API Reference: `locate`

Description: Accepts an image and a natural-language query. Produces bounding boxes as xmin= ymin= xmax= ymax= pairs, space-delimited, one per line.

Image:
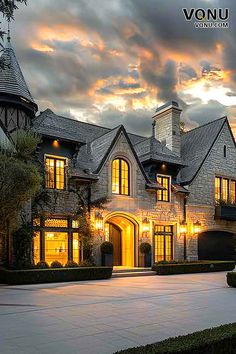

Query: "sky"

xmin=2 ymin=0 xmax=236 ymax=137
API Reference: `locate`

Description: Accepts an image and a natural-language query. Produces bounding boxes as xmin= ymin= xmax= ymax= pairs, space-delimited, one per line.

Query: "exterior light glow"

xmin=142 ymin=217 xmax=150 ymax=233
xmin=180 ymin=221 xmax=187 ymax=234
xmin=95 ymin=212 xmax=103 ymax=231
xmin=52 ymin=139 xmax=60 ymax=148
xmin=193 ymin=221 xmax=201 ymax=234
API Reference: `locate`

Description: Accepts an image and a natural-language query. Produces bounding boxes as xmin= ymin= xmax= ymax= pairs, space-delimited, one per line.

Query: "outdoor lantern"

xmin=52 ymin=139 xmax=60 ymax=148
xmin=193 ymin=221 xmax=201 ymax=234
xmin=142 ymin=217 xmax=150 ymax=233
xmin=95 ymin=212 xmax=103 ymax=231
xmin=180 ymin=221 xmax=187 ymax=234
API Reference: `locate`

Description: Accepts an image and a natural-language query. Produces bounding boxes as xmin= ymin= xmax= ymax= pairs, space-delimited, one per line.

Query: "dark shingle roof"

xmin=179 ymin=117 xmax=227 ymax=184
xmin=0 ymin=41 xmax=35 ymax=105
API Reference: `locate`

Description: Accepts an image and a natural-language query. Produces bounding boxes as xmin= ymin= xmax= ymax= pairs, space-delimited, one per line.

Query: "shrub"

xmin=152 ymin=261 xmax=235 ymax=275
xmin=114 ymin=323 xmax=236 ymax=354
xmin=0 ymin=267 xmax=112 ymax=285
xmin=139 ymin=242 xmax=151 ymax=254
xmin=65 ymin=261 xmax=79 ymax=268
xmin=101 ymin=241 xmax=113 ymax=254
xmin=227 ymin=272 xmax=236 ymax=287
xmin=50 ymin=261 xmax=63 ymax=268
xmin=36 ymin=261 xmax=49 ymax=269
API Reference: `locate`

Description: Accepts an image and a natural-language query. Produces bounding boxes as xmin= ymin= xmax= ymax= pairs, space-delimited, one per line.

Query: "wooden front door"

xmin=109 ymin=223 xmax=122 ymax=266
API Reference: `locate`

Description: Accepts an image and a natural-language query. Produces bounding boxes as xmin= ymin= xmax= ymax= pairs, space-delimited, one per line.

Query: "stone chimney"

xmin=153 ymin=101 xmax=182 ymax=156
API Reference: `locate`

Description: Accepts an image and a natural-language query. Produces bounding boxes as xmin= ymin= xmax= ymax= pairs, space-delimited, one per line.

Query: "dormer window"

xmin=112 ymin=158 xmax=130 ymax=196
xmin=157 ymin=175 xmax=171 ymax=202
xmin=45 ymin=155 xmax=67 ymax=190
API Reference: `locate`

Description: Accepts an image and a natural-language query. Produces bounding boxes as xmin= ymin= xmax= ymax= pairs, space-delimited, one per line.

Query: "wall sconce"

xmin=142 ymin=217 xmax=150 ymax=233
xmin=52 ymin=139 xmax=60 ymax=148
xmin=180 ymin=221 xmax=187 ymax=234
xmin=95 ymin=212 xmax=103 ymax=231
xmin=193 ymin=221 xmax=201 ymax=234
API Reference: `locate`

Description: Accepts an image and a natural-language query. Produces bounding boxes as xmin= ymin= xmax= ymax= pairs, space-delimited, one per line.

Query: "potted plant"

xmin=140 ymin=242 xmax=152 ymax=267
xmin=101 ymin=241 xmax=113 ymax=266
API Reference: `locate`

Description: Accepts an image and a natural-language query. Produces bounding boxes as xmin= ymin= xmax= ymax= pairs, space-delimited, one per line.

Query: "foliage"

xmin=36 ymin=261 xmax=49 ymax=269
xmin=227 ymin=272 xmax=236 ymax=287
xmin=101 ymin=241 xmax=113 ymax=254
xmin=115 ymin=323 xmax=236 ymax=354
xmin=65 ymin=261 xmax=79 ymax=268
xmin=0 ymin=129 xmax=41 ymax=235
xmin=12 ymin=222 xmax=34 ymax=269
xmin=152 ymin=261 xmax=235 ymax=275
xmin=0 ymin=266 xmax=112 ymax=285
xmin=50 ymin=260 xmax=63 ymax=268
xmin=78 ymin=260 xmax=96 ymax=267
xmin=139 ymin=242 xmax=151 ymax=254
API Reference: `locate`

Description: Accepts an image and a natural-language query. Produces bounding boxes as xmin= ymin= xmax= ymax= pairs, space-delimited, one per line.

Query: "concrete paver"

xmin=0 ymin=271 xmax=235 ymax=353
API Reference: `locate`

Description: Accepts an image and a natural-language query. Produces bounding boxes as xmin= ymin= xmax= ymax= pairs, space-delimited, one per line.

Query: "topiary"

xmin=36 ymin=261 xmax=49 ymax=269
xmin=50 ymin=260 xmax=63 ymax=268
xmin=139 ymin=242 xmax=151 ymax=254
xmin=65 ymin=261 xmax=79 ymax=268
xmin=100 ymin=241 xmax=113 ymax=254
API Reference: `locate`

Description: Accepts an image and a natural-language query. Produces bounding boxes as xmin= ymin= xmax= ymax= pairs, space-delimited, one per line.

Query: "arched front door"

xmin=109 ymin=223 xmax=122 ymax=266
xmin=198 ymin=231 xmax=235 ymax=260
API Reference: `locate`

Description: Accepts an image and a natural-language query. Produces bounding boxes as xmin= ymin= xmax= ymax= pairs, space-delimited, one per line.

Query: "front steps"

xmin=112 ymin=267 xmax=156 ymax=278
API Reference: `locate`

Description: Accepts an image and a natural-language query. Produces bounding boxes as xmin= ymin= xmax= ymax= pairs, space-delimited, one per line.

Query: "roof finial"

xmin=7 ymin=21 xmax=11 ymax=43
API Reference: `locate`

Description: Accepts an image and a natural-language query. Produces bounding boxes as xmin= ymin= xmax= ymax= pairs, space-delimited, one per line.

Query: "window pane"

xmin=112 ymin=159 xmax=120 ymax=194
xmin=222 ymin=178 xmax=229 ymax=203
xmin=155 ymin=235 xmax=165 ymax=262
xmin=72 ymin=220 xmax=79 ymax=228
xmin=73 ymin=233 xmax=81 ymax=264
xmin=121 ymin=159 xmax=129 ymax=195
xmin=45 ymin=232 xmax=68 ymax=266
xmin=45 ymin=158 xmax=55 ymax=188
xmin=165 ymin=235 xmax=172 ymax=261
xmin=230 ymin=180 xmax=236 ymax=204
xmin=215 ymin=177 xmax=221 ymax=204
xmin=45 ymin=218 xmax=68 ymax=228
xmin=56 ymin=159 xmax=65 ymax=190
xmin=33 ymin=231 xmax=40 ymax=265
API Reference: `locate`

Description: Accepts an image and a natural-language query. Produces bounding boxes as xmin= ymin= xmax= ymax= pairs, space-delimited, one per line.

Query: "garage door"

xmin=198 ymin=231 xmax=236 ymax=260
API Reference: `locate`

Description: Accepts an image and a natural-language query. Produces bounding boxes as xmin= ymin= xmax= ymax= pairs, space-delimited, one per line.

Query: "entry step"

xmin=112 ymin=270 xmax=156 ymax=278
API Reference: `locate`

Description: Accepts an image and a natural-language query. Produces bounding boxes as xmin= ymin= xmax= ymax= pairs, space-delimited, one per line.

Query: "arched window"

xmin=112 ymin=158 xmax=130 ymax=195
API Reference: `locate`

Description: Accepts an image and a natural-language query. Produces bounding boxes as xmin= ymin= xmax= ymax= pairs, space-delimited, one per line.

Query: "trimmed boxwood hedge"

xmin=0 ymin=267 xmax=112 ymax=285
xmin=152 ymin=261 xmax=235 ymax=275
xmin=115 ymin=323 xmax=236 ymax=354
xmin=227 ymin=272 xmax=236 ymax=287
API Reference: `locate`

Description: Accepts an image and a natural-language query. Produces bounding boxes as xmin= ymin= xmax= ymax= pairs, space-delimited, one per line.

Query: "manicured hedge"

xmin=227 ymin=272 xmax=236 ymax=287
xmin=152 ymin=261 xmax=235 ymax=275
xmin=0 ymin=267 xmax=112 ymax=285
xmin=115 ymin=323 xmax=236 ymax=354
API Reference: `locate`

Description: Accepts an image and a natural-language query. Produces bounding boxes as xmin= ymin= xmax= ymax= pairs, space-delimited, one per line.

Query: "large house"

xmin=0 ymin=37 xmax=236 ymax=267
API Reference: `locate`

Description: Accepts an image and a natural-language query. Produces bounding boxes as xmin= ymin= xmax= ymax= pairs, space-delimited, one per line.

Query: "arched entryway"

xmin=105 ymin=214 xmax=137 ymax=267
xmin=198 ymin=230 xmax=236 ymax=260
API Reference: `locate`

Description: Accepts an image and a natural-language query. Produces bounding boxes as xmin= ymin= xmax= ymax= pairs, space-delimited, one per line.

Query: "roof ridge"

xmin=184 ymin=116 xmax=227 ymax=135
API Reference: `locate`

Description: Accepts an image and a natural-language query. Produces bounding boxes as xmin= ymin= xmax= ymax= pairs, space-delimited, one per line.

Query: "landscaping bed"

xmin=227 ymin=272 xmax=236 ymax=287
xmin=0 ymin=266 xmax=112 ymax=285
xmin=115 ymin=322 xmax=236 ymax=354
xmin=152 ymin=261 xmax=235 ymax=275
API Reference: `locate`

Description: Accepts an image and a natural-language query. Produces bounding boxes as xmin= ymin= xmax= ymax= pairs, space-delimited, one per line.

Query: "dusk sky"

xmin=3 ymin=0 xmax=236 ymax=137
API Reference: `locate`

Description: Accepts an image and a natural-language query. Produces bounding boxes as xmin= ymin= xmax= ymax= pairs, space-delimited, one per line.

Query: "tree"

xmin=0 ymin=1 xmax=27 ymax=68
xmin=0 ymin=129 xmax=41 ymax=265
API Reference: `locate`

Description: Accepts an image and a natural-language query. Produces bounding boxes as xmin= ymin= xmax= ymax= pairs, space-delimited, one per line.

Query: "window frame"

xmin=45 ymin=155 xmax=67 ymax=190
xmin=154 ymin=225 xmax=173 ymax=262
xmin=112 ymin=158 xmax=130 ymax=196
xmin=156 ymin=174 xmax=171 ymax=202
xmin=215 ymin=176 xmax=236 ymax=205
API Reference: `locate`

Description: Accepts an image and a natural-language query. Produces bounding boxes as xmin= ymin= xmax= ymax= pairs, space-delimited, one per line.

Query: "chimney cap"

xmin=155 ymin=101 xmax=179 ymax=113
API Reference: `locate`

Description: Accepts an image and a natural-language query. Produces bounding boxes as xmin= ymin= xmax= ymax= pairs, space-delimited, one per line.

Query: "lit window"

xmin=112 ymin=158 xmax=130 ymax=195
xmin=45 ymin=156 xmax=67 ymax=190
xmin=157 ymin=175 xmax=170 ymax=202
xmin=33 ymin=231 xmax=40 ymax=265
xmin=215 ymin=177 xmax=236 ymax=205
xmin=45 ymin=232 xmax=68 ymax=266
xmin=154 ymin=225 xmax=173 ymax=262
xmin=44 ymin=218 xmax=68 ymax=228
xmin=72 ymin=233 xmax=81 ymax=263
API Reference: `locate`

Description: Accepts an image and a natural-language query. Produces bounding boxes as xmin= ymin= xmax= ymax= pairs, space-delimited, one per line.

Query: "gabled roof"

xmin=33 ymin=109 xmax=146 ymax=145
xmin=0 ymin=39 xmax=36 ymax=109
xmin=179 ymin=117 xmax=227 ymax=184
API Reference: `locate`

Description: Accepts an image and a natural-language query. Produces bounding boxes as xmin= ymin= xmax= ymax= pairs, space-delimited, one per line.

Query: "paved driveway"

xmin=0 ymin=272 xmax=235 ymax=354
